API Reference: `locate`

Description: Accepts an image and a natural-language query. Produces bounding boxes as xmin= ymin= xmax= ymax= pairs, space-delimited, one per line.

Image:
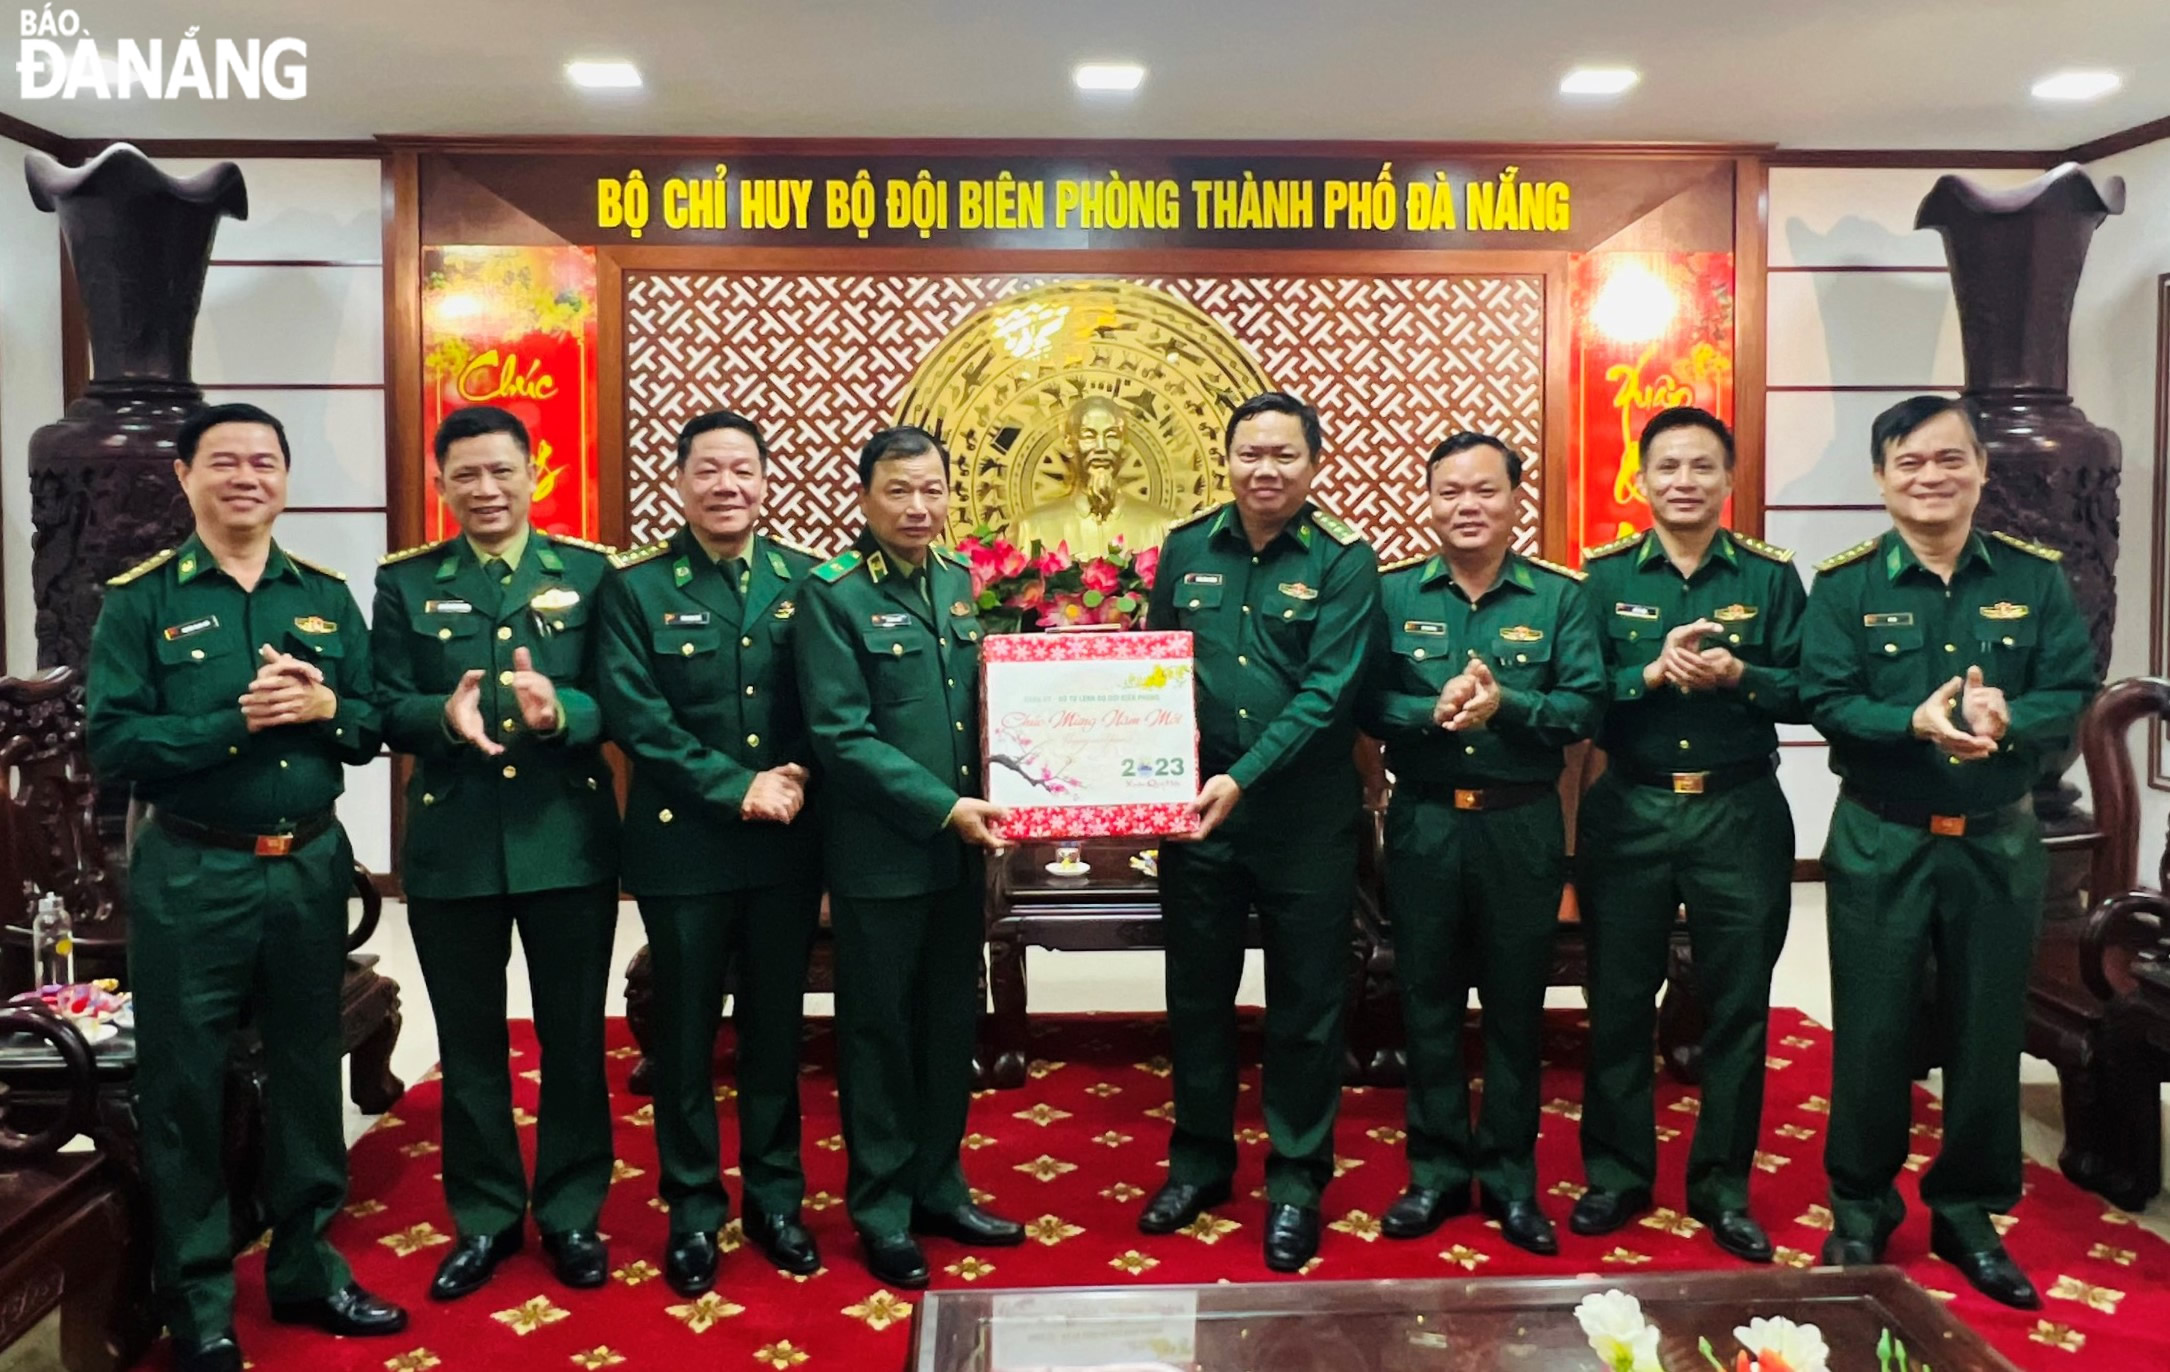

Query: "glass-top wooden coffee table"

xmin=908 ymin=1267 xmax=2016 ymax=1370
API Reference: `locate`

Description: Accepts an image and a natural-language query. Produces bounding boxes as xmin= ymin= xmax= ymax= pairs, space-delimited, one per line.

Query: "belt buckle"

xmin=1929 ymin=814 xmax=1967 ymax=837
xmin=254 ymin=832 xmax=294 ymax=857
xmin=1453 ymin=789 xmax=1482 ymax=811
xmin=1672 ymin=772 xmax=1708 ymax=795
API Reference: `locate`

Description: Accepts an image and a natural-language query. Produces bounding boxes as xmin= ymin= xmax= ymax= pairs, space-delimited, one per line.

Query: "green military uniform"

xmin=87 ymin=535 xmax=378 ymax=1345
xmin=370 ymin=527 xmax=621 ymax=1241
xmin=1575 ymin=528 xmax=1807 ymax=1214
xmin=1146 ymin=502 xmax=1380 ymax=1207
xmin=1359 ymin=549 xmax=1603 ymax=1201
xmin=793 ymin=530 xmax=987 ymax=1236
xmin=1802 ymin=528 xmax=2097 ymax=1251
xmin=596 ymin=527 xmax=823 ymax=1237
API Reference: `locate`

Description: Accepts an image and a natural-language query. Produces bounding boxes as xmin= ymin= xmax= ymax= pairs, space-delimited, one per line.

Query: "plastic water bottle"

xmin=31 ymin=893 xmax=73 ymax=988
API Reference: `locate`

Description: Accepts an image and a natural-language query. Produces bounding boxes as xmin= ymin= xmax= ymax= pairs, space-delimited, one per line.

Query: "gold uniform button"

xmin=744 ymin=685 xmax=756 ymax=697
xmin=959 ymin=765 xmax=970 ymax=777
xmin=497 ymin=626 xmax=512 ymax=641
xmin=968 ymin=630 xmax=981 ymax=641
xmin=437 ymin=628 xmax=452 ymax=641
xmin=335 ymin=728 xmax=344 ymax=738
xmin=278 ymin=759 xmax=289 ymax=769
xmin=499 ymin=670 xmax=514 ymax=685
xmin=587 ymin=777 xmax=598 ymax=790
xmin=501 ymin=718 xmax=516 ymax=734
xmin=1747 ymin=691 xmax=1758 ymax=702
xmin=746 ymin=733 xmax=761 ymax=748
xmin=1728 ymin=633 xmax=1740 ymax=644
xmin=1188 ymin=598 xmax=1201 ymax=609
xmin=1243 ymin=605 xmax=1252 ymax=615
xmin=1282 ymin=608 xmax=1295 ymax=619
xmin=227 ymin=746 xmax=239 ymax=756
xmin=891 ymin=643 xmax=904 ymax=657
xmin=1628 ymin=630 xmax=1639 ymax=641
xmin=1516 ymin=653 xmax=1528 ymax=663
xmin=946 ymin=678 xmax=956 ymax=688
xmin=502 ymin=764 xmax=517 ymax=779
xmin=659 ymin=808 xmax=674 ymax=823
xmin=1238 ymin=708 xmax=1250 ymax=719
xmin=1678 ymin=740 xmax=1691 ymax=751
xmin=1945 ymin=643 xmax=1957 ymax=653
xmin=955 ymin=722 xmax=965 ymax=732
xmin=1238 ymin=654 xmax=1250 ymax=666
xmin=680 ymin=642 xmax=695 ymax=657
xmin=422 ymin=792 xmax=435 ymax=805
xmin=2002 ymin=636 xmax=2015 ymax=647
xmin=741 ymin=636 xmax=754 ymax=648
xmin=1464 ymin=745 xmax=1477 ymax=756
xmin=190 ymin=648 xmax=205 ymax=660
xmin=1884 ymin=642 xmax=1898 ymax=654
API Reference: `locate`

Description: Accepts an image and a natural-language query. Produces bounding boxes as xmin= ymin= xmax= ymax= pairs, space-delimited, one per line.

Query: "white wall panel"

xmin=1766 ymin=271 xmax=1964 ymax=389
xmin=193 ymin=265 xmax=383 ymax=386
xmin=276 ymin=512 xmax=388 ymax=618
xmin=162 ymin=157 xmax=382 ymax=263
xmin=1768 ymin=167 xmax=2045 ymax=268
xmin=340 ymin=754 xmax=393 ymax=875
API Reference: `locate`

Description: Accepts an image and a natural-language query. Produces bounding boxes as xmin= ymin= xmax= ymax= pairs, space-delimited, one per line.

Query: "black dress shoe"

xmin=429 ymin=1225 xmax=524 ymax=1301
xmin=173 ymin=1332 xmax=242 ymax=1372
xmin=1931 ymin=1220 xmax=2041 ymax=1309
xmin=1691 ymin=1205 xmax=1774 ymax=1263
xmin=542 ymin=1228 xmax=609 ymax=1289
xmin=1819 ymin=1234 xmax=1880 ymax=1266
xmin=1381 ymin=1185 xmax=1473 ymax=1239
xmin=859 ymin=1230 xmax=930 ymax=1289
xmin=1481 ymin=1191 xmax=1559 ymax=1256
xmin=1263 ymin=1203 xmax=1320 ymax=1272
xmin=1137 ymin=1179 xmax=1232 ymax=1235
xmin=742 ymin=1206 xmax=821 ymax=1275
xmin=269 ymin=1283 xmax=409 ymax=1337
xmin=1569 ymin=1187 xmax=1653 ymax=1237
xmin=664 ymin=1231 xmax=720 ymax=1297
xmin=910 ymin=1202 xmax=1026 ymax=1247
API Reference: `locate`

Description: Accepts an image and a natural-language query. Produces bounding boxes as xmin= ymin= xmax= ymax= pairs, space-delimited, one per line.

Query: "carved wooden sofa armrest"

xmin=0 ymin=1004 xmax=98 ymax=1164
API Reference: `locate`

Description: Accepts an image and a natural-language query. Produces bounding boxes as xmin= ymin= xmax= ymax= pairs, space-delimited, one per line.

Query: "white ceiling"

xmin=5 ymin=0 xmax=2165 ymax=149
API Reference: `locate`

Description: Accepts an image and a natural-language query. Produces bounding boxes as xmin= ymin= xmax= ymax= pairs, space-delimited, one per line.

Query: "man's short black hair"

xmin=1223 ymin=391 xmax=1324 ymax=457
xmin=1639 ymin=405 xmax=1736 ymax=469
xmin=177 ymin=402 xmax=290 ymax=466
xmin=676 ymin=410 xmax=770 ymax=469
xmin=857 ymin=425 xmax=948 ymax=488
xmin=433 ymin=405 xmax=531 ymax=463
xmin=1426 ymin=430 xmax=1523 ymax=487
xmin=1871 ymin=395 xmax=1981 ymax=469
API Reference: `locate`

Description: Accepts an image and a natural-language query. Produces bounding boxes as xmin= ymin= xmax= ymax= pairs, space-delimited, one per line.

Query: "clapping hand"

xmin=743 ymin=763 xmax=810 ymax=823
xmin=1959 ymin=664 xmax=2009 ymax=743
xmin=509 ymin=646 xmax=561 ymax=732
xmin=1912 ymin=674 xmax=1997 ymax=760
xmin=1433 ymin=655 xmax=1501 ymax=731
xmin=240 ymin=644 xmax=334 ymax=731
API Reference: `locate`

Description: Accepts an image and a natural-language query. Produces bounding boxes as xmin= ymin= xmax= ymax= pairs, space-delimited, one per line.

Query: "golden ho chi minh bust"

xmin=1011 ymin=395 xmax=1177 ymax=553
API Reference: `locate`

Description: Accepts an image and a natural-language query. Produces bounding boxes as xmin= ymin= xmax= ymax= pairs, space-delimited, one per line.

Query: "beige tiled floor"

xmin=343 ymin=882 xmax=2170 ymax=1243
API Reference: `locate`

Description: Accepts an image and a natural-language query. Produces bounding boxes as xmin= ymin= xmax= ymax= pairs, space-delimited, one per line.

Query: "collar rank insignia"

xmin=292 ymin=615 xmax=336 ymax=635
xmin=1278 ymin=582 xmax=1319 ymax=601
xmin=1979 ymin=601 xmax=2031 ymax=620
xmin=1499 ymin=625 xmax=1545 ymax=642
xmin=530 ymin=586 xmax=581 ymax=612
xmin=1713 ymin=603 xmax=1758 ymax=622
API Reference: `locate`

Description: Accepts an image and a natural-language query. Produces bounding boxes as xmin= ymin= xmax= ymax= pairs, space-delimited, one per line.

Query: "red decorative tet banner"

xmin=1566 ymin=251 xmax=1736 ymax=562
xmin=420 ymin=245 xmax=601 ymax=543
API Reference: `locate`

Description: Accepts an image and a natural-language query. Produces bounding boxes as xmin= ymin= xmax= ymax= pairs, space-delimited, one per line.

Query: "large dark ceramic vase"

xmin=24 ymin=143 xmax=247 ymax=672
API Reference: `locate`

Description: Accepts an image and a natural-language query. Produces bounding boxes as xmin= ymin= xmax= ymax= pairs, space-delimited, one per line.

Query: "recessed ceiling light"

xmin=2031 ymin=70 xmax=2119 ymax=102
xmin=567 ymin=60 xmax=642 ymax=90
xmin=1074 ymin=62 xmax=1146 ymax=93
xmin=1560 ymin=66 xmax=1639 ymax=97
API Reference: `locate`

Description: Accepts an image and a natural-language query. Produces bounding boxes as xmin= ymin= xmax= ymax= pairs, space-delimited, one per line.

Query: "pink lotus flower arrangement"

xmin=955 ymin=527 xmax=1160 ymax=634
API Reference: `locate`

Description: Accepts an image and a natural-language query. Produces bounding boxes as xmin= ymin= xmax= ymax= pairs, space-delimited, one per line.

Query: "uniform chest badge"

xmin=1713 ymin=604 xmax=1758 ymax=622
xmin=161 ymin=616 xmax=218 ymax=641
xmin=423 ymin=599 xmax=472 ymax=615
xmin=1403 ymin=620 xmax=1447 ymax=636
xmin=950 ymin=600 xmax=973 ymax=617
xmin=1278 ymin=582 xmax=1318 ymax=601
xmin=1181 ymin=572 xmax=1223 ymax=586
xmin=871 ymin=611 xmax=912 ymax=629
xmin=1979 ymin=601 xmax=2031 ymax=620
xmin=292 ymin=615 xmax=337 ymax=635
xmin=664 ymin=611 xmax=709 ymax=626
xmin=1864 ymin=612 xmax=1915 ymax=628
xmin=1613 ymin=603 xmax=1660 ymax=620
xmin=774 ymin=600 xmax=796 ymax=619
xmin=1499 ymin=625 xmax=1545 ymax=642
xmin=530 ymin=586 xmax=581 ymax=613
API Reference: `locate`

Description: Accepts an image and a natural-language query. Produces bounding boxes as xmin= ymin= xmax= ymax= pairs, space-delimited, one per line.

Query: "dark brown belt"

xmin=1614 ymin=754 xmax=1777 ymax=797
xmin=152 ymin=807 xmax=335 ymax=857
xmin=1840 ymin=788 xmax=2030 ymax=838
xmin=1400 ymin=778 xmax=1554 ymax=812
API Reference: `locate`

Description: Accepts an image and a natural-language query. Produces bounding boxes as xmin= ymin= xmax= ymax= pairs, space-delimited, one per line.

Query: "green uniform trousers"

xmin=1160 ymin=803 xmax=1358 ymax=1207
xmin=1577 ymin=771 xmax=1794 ymax=1213
xmin=831 ymin=878 xmax=982 ymax=1235
xmin=637 ymin=884 xmax=821 ymax=1235
xmin=406 ymin=882 xmax=617 ymax=1238
xmin=1823 ymin=796 xmax=2044 ymax=1251
xmin=129 ymin=821 xmax=354 ymax=1346
xmin=1385 ymin=789 xmax=1564 ymax=1201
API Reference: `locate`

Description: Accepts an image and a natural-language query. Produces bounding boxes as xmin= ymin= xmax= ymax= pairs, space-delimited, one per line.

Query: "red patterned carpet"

xmin=166 ymin=1010 xmax=2169 ymax=1371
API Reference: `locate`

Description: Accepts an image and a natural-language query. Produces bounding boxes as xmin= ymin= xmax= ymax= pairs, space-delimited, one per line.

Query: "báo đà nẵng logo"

xmin=18 ymin=9 xmax=306 ymax=100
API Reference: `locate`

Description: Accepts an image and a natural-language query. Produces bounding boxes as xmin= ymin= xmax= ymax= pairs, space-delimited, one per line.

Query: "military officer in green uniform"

xmin=1803 ymin=395 xmax=2097 ymax=1308
xmin=596 ymin=410 xmax=824 ymax=1296
xmin=1571 ymin=407 xmax=1807 ymax=1263
xmin=1361 ymin=430 xmax=1604 ymax=1257
xmin=370 ymin=405 xmax=621 ymax=1300
xmin=88 ymin=403 xmax=407 ymax=1372
xmin=794 ymin=425 xmax=1024 ymax=1290
xmin=1138 ymin=393 xmax=1380 ymax=1273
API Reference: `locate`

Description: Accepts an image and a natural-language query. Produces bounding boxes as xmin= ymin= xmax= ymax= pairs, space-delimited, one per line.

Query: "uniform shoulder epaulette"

xmin=1815 ymin=538 xmax=1880 ymax=574
xmin=768 ymin=535 xmax=825 ymax=562
xmin=1308 ymin=507 xmax=1362 ymax=547
xmin=1583 ymin=533 xmax=1641 ymax=560
xmin=1524 ymin=554 xmax=1587 ymax=583
xmin=106 ymin=547 xmax=175 ymax=587
xmin=287 ymin=552 xmax=346 ymax=581
xmin=1379 ymin=553 xmax=1430 ymax=575
xmin=1166 ymin=502 xmax=1224 ymax=534
xmin=812 ymin=550 xmax=866 ymax=583
xmin=608 ymin=540 xmax=671 ymax=570
xmin=380 ymin=538 xmax=451 ymax=566
xmin=1990 ymin=530 xmax=2063 ymax=563
xmin=1732 ymin=533 xmax=1795 ymax=564
xmin=933 ymin=544 xmax=969 ymax=567
xmin=548 ymin=533 xmax=618 ymax=557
